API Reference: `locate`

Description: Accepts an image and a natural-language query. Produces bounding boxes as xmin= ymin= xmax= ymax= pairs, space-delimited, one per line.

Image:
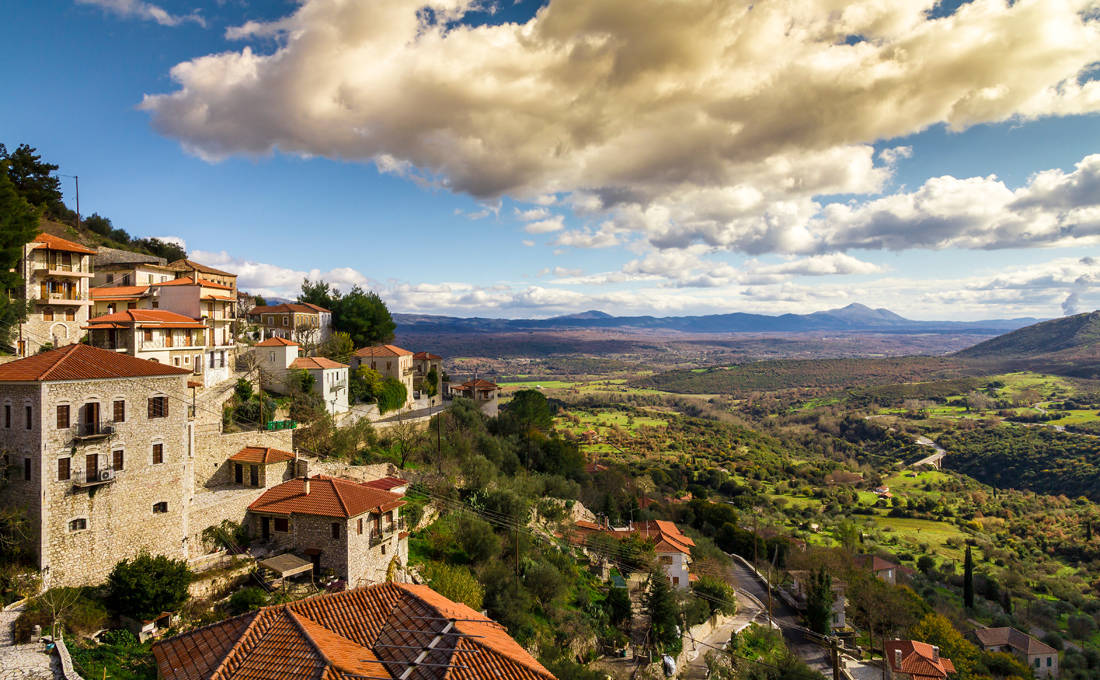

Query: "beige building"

xmin=973 ymin=627 xmax=1058 ymax=678
xmin=247 ymin=475 xmax=407 ymax=587
xmin=451 ymin=379 xmax=501 ymax=416
xmin=247 ymin=303 xmax=333 ymax=348
xmin=14 ymin=233 xmax=96 ymax=356
xmin=251 ymin=337 xmax=349 ymax=414
xmin=412 ymin=351 xmax=443 ymax=399
xmin=0 ymin=344 xmax=194 ymax=588
xmin=165 ymin=259 xmax=237 ymax=296
xmin=351 ymin=344 xmax=414 ymax=407
xmin=94 ymin=260 xmax=176 ymax=288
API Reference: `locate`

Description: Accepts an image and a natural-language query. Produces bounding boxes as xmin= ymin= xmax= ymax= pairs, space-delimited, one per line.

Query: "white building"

xmin=251 ymin=337 xmax=348 ymax=414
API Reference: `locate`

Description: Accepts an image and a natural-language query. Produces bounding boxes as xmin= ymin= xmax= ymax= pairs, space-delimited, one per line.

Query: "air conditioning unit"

xmin=99 ymin=469 xmax=116 ymax=482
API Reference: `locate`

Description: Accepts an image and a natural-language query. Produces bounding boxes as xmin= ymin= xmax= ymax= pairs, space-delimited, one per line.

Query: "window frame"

xmin=113 ymin=399 xmax=125 ymax=423
xmin=273 ymin=517 xmax=289 ymax=533
xmin=151 ymin=443 xmax=164 ymax=465
xmin=152 ymin=501 xmax=168 ymax=514
xmin=68 ymin=518 xmax=87 ymax=532
xmin=56 ymin=404 xmax=70 ymax=429
xmin=58 ymin=457 xmax=71 ymax=481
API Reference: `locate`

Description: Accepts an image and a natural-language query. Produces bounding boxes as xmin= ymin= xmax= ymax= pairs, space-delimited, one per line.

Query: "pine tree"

xmin=963 ymin=545 xmax=974 ymax=609
xmin=805 ymin=567 xmax=835 ymax=635
xmin=645 ymin=571 xmax=681 ymax=654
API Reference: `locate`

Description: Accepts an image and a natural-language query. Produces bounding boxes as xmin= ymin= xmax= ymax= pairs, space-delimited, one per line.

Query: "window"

xmin=152 ymin=443 xmax=164 ymax=465
xmin=3 ymin=404 xmax=9 ymax=428
xmin=1048 ymin=657 xmax=1053 ymax=667
xmin=65 ymin=309 xmax=75 ymax=321
xmin=112 ymin=450 xmax=124 ymax=471
xmin=234 ymin=463 xmax=243 ymax=484
xmin=58 ymin=457 xmax=70 ymax=481
xmin=173 ymin=357 xmax=180 ymax=367
xmin=1036 ymin=659 xmax=1041 ymax=668
xmin=148 ymin=396 xmax=168 ymax=419
xmin=283 ymin=317 xmax=289 ymax=326
xmin=381 ymin=544 xmax=386 ymax=555
xmin=331 ymin=523 xmax=340 ymax=539
xmin=273 ymin=517 xmax=289 ymax=532
xmin=269 ymin=352 xmax=275 ymax=362
xmin=358 ymin=518 xmax=364 ymax=535
xmin=672 ymin=577 xmax=680 ymax=586
xmin=151 ymin=299 xmax=159 ymax=309
xmin=23 ymin=458 xmax=31 ymax=481
xmin=113 ymin=400 xmax=125 ymax=423
xmin=152 ymin=502 xmax=168 ymax=514
xmin=56 ymin=405 xmax=70 ymax=429
xmin=43 ymin=307 xmax=53 ymax=321
xmin=106 ymin=274 xmax=114 ymax=284
xmin=143 ymin=329 xmax=153 ymax=342
xmin=69 ymin=518 xmax=87 ymax=532
xmin=25 ymin=405 xmax=32 ymax=429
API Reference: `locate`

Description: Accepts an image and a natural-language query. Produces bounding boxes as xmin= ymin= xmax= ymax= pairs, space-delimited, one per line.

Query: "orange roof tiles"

xmin=230 ymin=447 xmax=296 ymax=465
xmin=855 ymin=554 xmax=900 ymax=573
xmin=0 ymin=344 xmax=192 ymax=382
xmin=458 ymin=379 xmax=498 ymax=389
xmin=573 ymin=519 xmax=695 ymax=556
xmin=154 ymin=277 xmax=233 ymax=290
xmin=290 ymin=357 xmax=348 ymax=370
xmin=249 ymin=475 xmax=403 ymax=519
xmin=166 ymin=258 xmax=236 ymax=277
xmin=361 ymin=477 xmax=409 ymax=492
xmin=30 ymin=232 xmax=96 ymax=254
xmin=885 ymin=640 xmax=955 ymax=679
xmin=90 ymin=285 xmax=150 ymax=299
xmin=353 ymin=344 xmax=413 ymax=358
xmin=413 ymin=351 xmax=442 ymax=360
xmin=152 ymin=582 xmax=556 ymax=680
xmin=255 ymin=336 xmax=299 ymax=347
xmin=85 ymin=309 xmax=207 ymax=329
xmin=250 ymin=303 xmax=332 ymax=315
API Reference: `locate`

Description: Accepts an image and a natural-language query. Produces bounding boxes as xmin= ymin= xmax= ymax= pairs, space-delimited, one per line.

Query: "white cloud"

xmin=539 ymin=266 xmax=584 ymax=278
xmin=753 ymin=253 xmax=884 ymax=276
xmin=524 ymin=216 xmax=565 ymax=233
xmin=190 ymin=249 xmax=376 ymax=298
xmin=142 ymin=0 xmax=1100 ymax=256
xmin=152 ymin=235 xmax=186 ymax=250
xmin=521 ymin=239 xmax=536 ymax=247
xmin=553 ymin=221 xmax=624 ymax=248
xmin=76 ymin=0 xmax=205 ymax=27
xmin=515 ymin=207 xmax=550 ymax=221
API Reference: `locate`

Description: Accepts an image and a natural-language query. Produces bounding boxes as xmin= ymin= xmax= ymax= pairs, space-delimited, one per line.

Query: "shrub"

xmin=376 ymin=378 xmax=408 ymax=414
xmin=228 ymin=587 xmax=268 ymax=615
xmin=107 ymin=552 xmax=192 ymax=621
xmin=454 ymin=515 xmax=500 ymax=564
xmin=422 ymin=561 xmax=483 ymax=611
xmin=15 ymin=587 xmax=108 ymax=641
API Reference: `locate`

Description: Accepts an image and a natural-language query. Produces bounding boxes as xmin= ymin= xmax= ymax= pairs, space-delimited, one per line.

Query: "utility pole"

xmin=831 ymin=636 xmax=841 ymax=680
xmin=62 ymin=174 xmax=80 ymax=228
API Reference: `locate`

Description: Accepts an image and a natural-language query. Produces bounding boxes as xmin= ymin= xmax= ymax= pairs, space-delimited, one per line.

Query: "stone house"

xmin=0 ymin=344 xmax=193 ymax=588
xmin=250 ymin=337 xmax=349 ymax=414
xmin=451 ymin=379 xmax=501 ymax=416
xmin=83 ymin=309 xmax=209 ymax=375
xmin=15 ymin=233 xmax=96 ymax=356
xmin=351 ymin=344 xmax=414 ymax=407
xmin=247 ymin=475 xmax=408 ymax=588
xmin=855 ymin=554 xmax=899 ymax=584
xmin=788 ymin=570 xmax=847 ymax=630
xmin=93 ymin=259 xmax=175 ymax=288
xmin=973 ymin=627 xmax=1058 ymax=678
xmin=247 ymin=302 xmax=333 ymax=347
xmin=885 ymin=639 xmax=955 ymax=679
xmin=571 ymin=518 xmax=694 ymax=589
xmin=151 ymin=581 xmax=558 ymax=680
xmin=164 ymin=259 xmax=238 ymax=296
xmin=412 ymin=351 xmax=443 ymax=401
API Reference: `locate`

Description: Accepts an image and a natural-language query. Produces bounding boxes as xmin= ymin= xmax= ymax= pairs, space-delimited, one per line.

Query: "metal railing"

xmin=72 ymin=422 xmax=114 ymax=441
xmin=368 ymin=518 xmax=406 ymax=547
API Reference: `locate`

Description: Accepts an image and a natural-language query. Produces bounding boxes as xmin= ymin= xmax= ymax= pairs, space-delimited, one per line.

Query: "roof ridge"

xmin=37 ymin=344 xmax=82 ymax=381
xmin=286 ymin=609 xmax=335 ymax=670
xmin=207 ymin=610 xmax=268 ymax=680
xmin=328 ymin=476 xmax=351 ymax=517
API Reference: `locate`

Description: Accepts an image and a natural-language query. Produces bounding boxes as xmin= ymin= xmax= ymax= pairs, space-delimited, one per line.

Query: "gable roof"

xmin=413 ymin=351 xmax=442 ymax=360
xmin=616 ymin=520 xmax=695 ymax=555
xmin=457 ymin=379 xmax=499 ymax=390
xmin=151 ymin=582 xmax=556 ymax=680
xmin=973 ymin=627 xmax=1056 ymax=655
xmin=885 ymin=639 xmax=956 ymax=679
xmin=248 ymin=475 xmax=404 ymax=519
xmin=354 ymin=344 xmax=413 ymax=358
xmin=361 ymin=477 xmax=410 ymax=492
xmin=85 ymin=309 xmax=207 ymax=330
xmin=90 ymin=285 xmax=150 ymax=300
xmin=855 ymin=554 xmax=899 ymax=573
xmin=153 ymin=277 xmax=233 ymax=291
xmin=0 ymin=344 xmax=192 ymax=382
xmin=250 ymin=302 xmax=332 ymax=315
xmin=290 ymin=356 xmax=348 ymax=370
xmin=255 ymin=336 xmax=299 ymax=347
xmin=30 ymin=232 xmax=97 ymax=255
xmin=166 ymin=259 xmax=236 ymax=277
xmin=230 ymin=447 xmax=296 ymax=465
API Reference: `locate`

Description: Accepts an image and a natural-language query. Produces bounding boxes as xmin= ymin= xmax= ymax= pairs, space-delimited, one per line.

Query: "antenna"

xmin=61 ymin=174 xmax=79 ymax=228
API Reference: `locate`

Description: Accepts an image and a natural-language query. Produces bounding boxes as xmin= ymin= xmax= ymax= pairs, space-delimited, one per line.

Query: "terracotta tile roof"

xmin=855 ymin=554 xmax=900 ymax=573
xmin=0 ymin=344 xmax=192 ymax=382
xmin=249 ymin=475 xmax=404 ymax=519
xmin=616 ymin=520 xmax=695 ymax=555
xmin=353 ymin=344 xmax=413 ymax=358
xmin=458 ymin=379 xmax=499 ymax=389
xmin=361 ymin=477 xmax=409 ymax=492
xmin=250 ymin=302 xmax=332 ymax=315
xmin=90 ymin=285 xmax=150 ymax=299
xmin=255 ymin=336 xmax=299 ymax=347
xmin=886 ymin=640 xmax=955 ymax=679
xmin=201 ymin=294 xmax=236 ymax=302
xmin=30 ymin=232 xmax=97 ymax=254
xmin=153 ymin=277 xmax=233 ymax=290
xmin=152 ymin=582 xmax=557 ymax=680
xmin=413 ymin=351 xmax=442 ymax=360
xmin=230 ymin=446 xmax=296 ymax=465
xmin=166 ymin=259 xmax=236 ymax=277
xmin=85 ymin=309 xmax=207 ymax=329
xmin=290 ymin=357 xmax=348 ymax=370
xmin=973 ymin=627 xmax=1056 ymax=655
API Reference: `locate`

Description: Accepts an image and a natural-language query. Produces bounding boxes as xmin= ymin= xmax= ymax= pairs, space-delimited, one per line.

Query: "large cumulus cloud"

xmin=143 ymin=0 xmax=1100 ymax=254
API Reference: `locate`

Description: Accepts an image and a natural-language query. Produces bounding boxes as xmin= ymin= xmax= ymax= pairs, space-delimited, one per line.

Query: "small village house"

xmin=15 ymin=233 xmax=96 ymax=356
xmin=973 ymin=627 xmax=1058 ymax=678
xmin=885 ymin=639 xmax=955 ymax=679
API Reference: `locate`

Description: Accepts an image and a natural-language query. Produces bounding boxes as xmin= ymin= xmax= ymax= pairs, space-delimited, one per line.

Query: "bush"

xmin=454 ymin=515 xmax=501 ymax=564
xmin=107 ymin=552 xmax=192 ymax=621
xmin=376 ymin=378 xmax=408 ymax=414
xmin=15 ymin=587 xmax=108 ymax=641
xmin=422 ymin=561 xmax=483 ymax=611
xmin=228 ymin=587 xmax=268 ymax=615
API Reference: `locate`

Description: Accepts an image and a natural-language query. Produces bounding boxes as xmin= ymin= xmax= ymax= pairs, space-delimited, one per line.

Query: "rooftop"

xmin=0 ymin=344 xmax=192 ymax=382
xmin=973 ymin=627 xmax=1057 ymax=655
xmin=151 ymin=581 xmax=556 ymax=680
xmin=354 ymin=344 xmax=414 ymax=358
xmin=885 ymin=639 xmax=956 ymax=679
xmin=90 ymin=285 xmax=150 ymax=299
xmin=85 ymin=309 xmax=207 ymax=329
xmin=255 ymin=336 xmax=299 ymax=347
xmin=153 ymin=277 xmax=233 ymax=291
xmin=251 ymin=302 xmax=332 ymax=315
xmin=361 ymin=477 xmax=410 ymax=492
xmin=230 ymin=446 xmax=296 ymax=465
xmin=456 ymin=379 xmax=499 ymax=390
xmin=165 ymin=258 xmax=236 ymax=278
xmin=290 ymin=356 xmax=348 ymax=370
xmin=30 ymin=232 xmax=97 ymax=255
xmin=413 ymin=351 xmax=442 ymax=360
xmin=248 ymin=475 xmax=404 ymax=519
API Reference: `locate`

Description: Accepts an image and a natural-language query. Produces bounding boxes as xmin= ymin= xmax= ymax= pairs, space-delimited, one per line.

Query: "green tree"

xmin=645 ymin=571 xmax=681 ymax=654
xmin=106 ymin=552 xmax=192 ymax=621
xmin=228 ymin=587 xmax=267 ymax=615
xmin=605 ymin=583 xmax=632 ymax=629
xmin=908 ymin=613 xmax=980 ymax=677
xmin=963 ymin=545 xmax=974 ymax=609
xmin=253 ymin=295 xmax=267 ymax=307
xmin=334 ymin=286 xmax=395 ymax=347
xmin=376 ymin=378 xmax=407 ymax=414
xmin=454 ymin=515 xmax=501 ymax=564
xmin=692 ymin=575 xmax=738 ymax=617
xmin=298 ymin=278 xmax=337 ymax=310
xmin=0 ymin=168 xmax=38 ymax=349
xmin=0 ymin=143 xmax=62 ymax=212
xmin=423 ymin=561 xmax=483 ymax=610
xmin=804 ymin=568 xmax=835 ymax=635
xmin=320 ymin=331 xmax=355 ymax=364
xmin=132 ymin=237 xmax=185 ymax=261
xmin=350 ymin=366 xmax=383 ymax=404
xmin=83 ymin=213 xmax=113 ymax=236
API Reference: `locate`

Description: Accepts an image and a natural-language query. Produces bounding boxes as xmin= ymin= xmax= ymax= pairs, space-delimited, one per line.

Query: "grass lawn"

xmin=870 ymin=515 xmax=968 ymax=560
xmin=1049 ymin=409 xmax=1100 ymax=425
xmin=556 ymin=409 xmax=669 ymax=435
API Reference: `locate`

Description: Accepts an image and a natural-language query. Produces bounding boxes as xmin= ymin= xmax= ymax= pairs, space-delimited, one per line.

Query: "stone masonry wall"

xmin=0 ymin=384 xmax=47 ymax=568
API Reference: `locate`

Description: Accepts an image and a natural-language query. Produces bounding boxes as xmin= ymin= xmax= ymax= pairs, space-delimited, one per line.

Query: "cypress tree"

xmin=963 ymin=545 xmax=974 ymax=609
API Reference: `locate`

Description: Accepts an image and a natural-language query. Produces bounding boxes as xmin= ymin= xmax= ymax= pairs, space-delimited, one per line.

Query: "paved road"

xmin=727 ymin=558 xmax=832 ymax=676
xmin=0 ymin=605 xmax=59 ymax=680
xmin=910 ymin=435 xmax=947 ymax=468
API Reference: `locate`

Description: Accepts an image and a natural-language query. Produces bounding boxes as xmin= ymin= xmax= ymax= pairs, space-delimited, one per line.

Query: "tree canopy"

xmin=106 ymin=552 xmax=192 ymax=621
xmin=0 ymin=168 xmax=37 ymax=349
xmin=299 ymin=278 xmax=395 ymax=347
xmin=0 ymin=143 xmax=63 ymax=214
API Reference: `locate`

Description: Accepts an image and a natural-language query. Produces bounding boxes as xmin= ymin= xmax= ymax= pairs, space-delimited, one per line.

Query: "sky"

xmin=3 ymin=0 xmax=1100 ymax=321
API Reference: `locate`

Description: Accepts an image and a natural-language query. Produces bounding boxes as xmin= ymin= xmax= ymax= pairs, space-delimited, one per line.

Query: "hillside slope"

xmin=957 ymin=311 xmax=1100 ymax=358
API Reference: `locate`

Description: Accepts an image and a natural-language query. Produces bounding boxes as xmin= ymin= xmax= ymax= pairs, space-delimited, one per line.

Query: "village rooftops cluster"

xmin=248 ymin=475 xmax=405 ymax=519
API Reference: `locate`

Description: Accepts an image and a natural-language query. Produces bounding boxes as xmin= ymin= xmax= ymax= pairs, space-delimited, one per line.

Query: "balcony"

xmin=34 ymin=263 xmax=92 ymax=277
xmin=73 ymin=467 xmax=117 ymax=488
xmin=72 ymin=422 xmax=114 ymax=443
xmin=368 ymin=518 xmax=406 ymax=547
xmin=33 ymin=293 xmax=92 ymax=305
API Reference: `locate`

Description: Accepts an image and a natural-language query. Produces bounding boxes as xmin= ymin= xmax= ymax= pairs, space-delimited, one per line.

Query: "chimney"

xmin=303 ymin=477 xmax=310 ymax=495
xmin=192 ymin=269 xmax=199 ymax=283
xmin=932 ymin=645 xmax=939 ymax=662
xmin=894 ymin=649 xmax=902 ymax=669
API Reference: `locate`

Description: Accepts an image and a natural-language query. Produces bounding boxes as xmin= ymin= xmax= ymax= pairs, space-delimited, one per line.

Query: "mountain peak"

xmin=553 ymin=310 xmax=613 ymax=320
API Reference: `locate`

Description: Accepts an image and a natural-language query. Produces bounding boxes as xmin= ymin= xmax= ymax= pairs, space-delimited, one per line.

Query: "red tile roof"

xmin=152 ymin=582 xmax=556 ymax=680
xmin=855 ymin=554 xmax=900 ymax=573
xmin=249 ymin=475 xmax=404 ymax=519
xmin=361 ymin=477 xmax=409 ymax=492
xmin=413 ymin=351 xmax=442 ymax=360
xmin=250 ymin=302 xmax=332 ymax=315
xmin=0 ymin=344 xmax=192 ymax=382
xmin=255 ymin=336 xmax=299 ymax=347
xmin=30 ymin=232 xmax=97 ymax=254
xmin=230 ymin=446 xmax=296 ymax=465
xmin=166 ymin=259 xmax=236 ymax=277
xmin=886 ymin=640 xmax=955 ymax=679
xmin=354 ymin=344 xmax=413 ymax=358
xmin=153 ymin=277 xmax=232 ymax=290
xmin=85 ymin=309 xmax=207 ymax=329
xmin=290 ymin=356 xmax=348 ymax=370
xmin=459 ymin=379 xmax=499 ymax=389
xmin=572 ymin=519 xmax=695 ymax=556
xmin=90 ymin=285 xmax=150 ymax=299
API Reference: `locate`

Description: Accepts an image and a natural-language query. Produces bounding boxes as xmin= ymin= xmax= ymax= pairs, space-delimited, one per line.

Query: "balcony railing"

xmin=72 ymin=422 xmax=114 ymax=442
xmin=73 ymin=467 xmax=117 ymax=488
xmin=35 ymin=263 xmax=90 ymax=276
xmin=368 ymin=518 xmax=406 ymax=547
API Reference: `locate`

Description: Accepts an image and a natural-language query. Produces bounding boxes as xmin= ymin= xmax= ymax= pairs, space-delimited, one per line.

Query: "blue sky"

xmin=3 ymin=0 xmax=1100 ymax=320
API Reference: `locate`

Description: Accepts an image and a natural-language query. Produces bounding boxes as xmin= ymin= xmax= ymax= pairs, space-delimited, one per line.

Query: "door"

xmin=309 ymin=552 xmax=321 ymax=573
xmin=249 ymin=465 xmax=259 ymax=487
xmin=85 ymin=454 xmax=98 ymax=481
xmin=261 ymin=517 xmax=270 ymax=541
xmin=82 ymin=402 xmax=99 ymax=435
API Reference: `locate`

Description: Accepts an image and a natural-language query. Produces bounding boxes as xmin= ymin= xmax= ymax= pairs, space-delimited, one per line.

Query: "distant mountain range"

xmin=956 ymin=311 xmax=1100 ymax=358
xmin=394 ymin=303 xmax=1041 ymax=335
